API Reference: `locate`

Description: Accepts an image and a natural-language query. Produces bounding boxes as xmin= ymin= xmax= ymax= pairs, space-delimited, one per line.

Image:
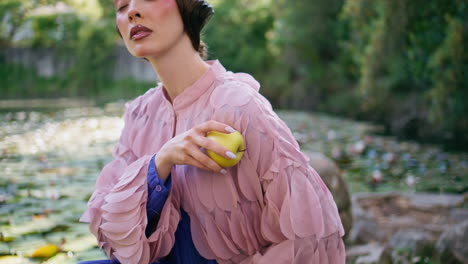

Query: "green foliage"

xmin=30 ymin=13 xmax=83 ymax=47
xmin=337 ymin=0 xmax=468 ymax=149
xmin=0 ymin=61 xmax=54 ymax=98
xmin=0 ymin=0 xmax=131 ymax=99
xmin=66 ymin=20 xmax=117 ymax=96
xmin=0 ymin=60 xmax=152 ymax=101
xmin=341 ymin=0 xmax=411 ymax=121
xmin=0 ymin=0 xmax=65 ymax=46
xmin=204 ymin=0 xmax=275 ymax=88
xmin=267 ymin=0 xmax=345 ymax=109
xmin=0 ymin=0 xmax=26 ymax=46
xmin=428 ymin=16 xmax=468 ymax=146
xmin=1 ymin=0 xmax=467 ymax=149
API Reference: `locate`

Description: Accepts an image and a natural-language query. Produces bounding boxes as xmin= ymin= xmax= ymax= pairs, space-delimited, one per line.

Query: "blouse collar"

xmin=160 ymin=60 xmax=226 ymax=112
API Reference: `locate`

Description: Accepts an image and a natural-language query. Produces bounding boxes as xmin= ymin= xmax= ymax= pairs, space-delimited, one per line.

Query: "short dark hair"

xmin=175 ymin=0 xmax=214 ymax=59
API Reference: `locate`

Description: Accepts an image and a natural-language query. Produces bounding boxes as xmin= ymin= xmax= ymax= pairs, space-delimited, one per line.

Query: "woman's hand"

xmin=155 ymin=120 xmax=238 ymax=181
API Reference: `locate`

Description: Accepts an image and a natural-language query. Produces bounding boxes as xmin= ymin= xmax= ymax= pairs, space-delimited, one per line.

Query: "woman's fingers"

xmin=185 ymin=155 xmax=213 ymax=172
xmin=167 ymin=120 xmax=237 ymax=172
xmin=192 ymin=120 xmax=238 ymax=159
xmin=196 ymin=136 xmax=236 ymax=159
xmin=186 ymin=144 xmax=224 ymax=172
xmin=195 ymin=120 xmax=236 ymax=135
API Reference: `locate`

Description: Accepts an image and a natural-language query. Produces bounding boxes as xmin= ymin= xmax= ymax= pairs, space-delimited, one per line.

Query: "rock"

xmin=348 ymin=195 xmax=386 ymax=244
xmin=387 ymin=230 xmax=434 ymax=252
xmin=386 ymin=229 xmax=435 ymax=262
xmin=403 ymin=192 xmax=465 ymax=210
xmin=349 ymin=192 xmax=468 ymax=263
xmin=436 ymin=220 xmax=468 ymax=264
xmin=346 ymin=243 xmax=390 ymax=264
xmin=305 ymin=151 xmax=352 ymax=237
xmin=349 ymin=216 xmax=386 ymax=244
xmin=449 ymin=208 xmax=468 ymax=222
xmin=350 ymin=192 xmax=467 ymax=242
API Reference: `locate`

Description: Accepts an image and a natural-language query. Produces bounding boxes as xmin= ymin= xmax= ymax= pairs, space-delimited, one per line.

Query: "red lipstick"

xmin=130 ymin=24 xmax=152 ymax=40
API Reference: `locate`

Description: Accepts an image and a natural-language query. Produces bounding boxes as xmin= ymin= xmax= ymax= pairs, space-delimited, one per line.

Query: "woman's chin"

xmin=127 ymin=42 xmax=157 ymax=58
xmin=131 ymin=48 xmax=151 ymax=58
xmin=130 ymin=48 xmax=163 ymax=60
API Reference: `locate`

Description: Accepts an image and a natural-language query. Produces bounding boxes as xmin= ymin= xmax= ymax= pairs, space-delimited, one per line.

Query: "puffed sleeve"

xmin=211 ymin=79 xmax=345 ymax=263
xmin=79 ymin=101 xmax=181 ymax=264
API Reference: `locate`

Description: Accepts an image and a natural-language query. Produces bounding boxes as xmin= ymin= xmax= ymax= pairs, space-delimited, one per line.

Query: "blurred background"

xmin=0 ymin=0 xmax=467 ymax=263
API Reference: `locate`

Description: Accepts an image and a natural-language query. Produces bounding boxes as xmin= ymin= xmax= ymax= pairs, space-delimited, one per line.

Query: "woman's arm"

xmin=80 ymin=104 xmax=181 ymax=264
xmin=81 ymin=99 xmax=239 ymax=264
xmin=211 ymin=79 xmax=345 ymax=263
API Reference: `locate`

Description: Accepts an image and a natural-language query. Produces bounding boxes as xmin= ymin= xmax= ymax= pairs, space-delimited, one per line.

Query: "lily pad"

xmin=62 ymin=234 xmax=97 ymax=252
xmin=1 ymin=218 xmax=57 ymax=238
xmin=0 ymin=256 xmax=34 ymax=264
xmin=0 ymin=105 xmax=467 ymax=263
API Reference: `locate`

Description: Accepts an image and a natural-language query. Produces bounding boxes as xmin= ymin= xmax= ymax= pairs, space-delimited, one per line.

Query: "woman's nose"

xmin=128 ymin=4 xmax=142 ymax=21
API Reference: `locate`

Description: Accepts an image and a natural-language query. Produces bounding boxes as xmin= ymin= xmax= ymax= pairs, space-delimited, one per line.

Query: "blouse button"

xmin=155 ymin=185 xmax=163 ymax=192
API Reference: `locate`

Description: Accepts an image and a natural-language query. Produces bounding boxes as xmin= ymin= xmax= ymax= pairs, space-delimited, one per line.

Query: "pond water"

xmin=0 ymin=103 xmax=466 ymax=263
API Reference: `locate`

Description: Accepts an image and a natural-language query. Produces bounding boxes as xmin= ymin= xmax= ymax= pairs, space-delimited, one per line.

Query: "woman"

xmin=79 ymin=0 xmax=345 ymax=263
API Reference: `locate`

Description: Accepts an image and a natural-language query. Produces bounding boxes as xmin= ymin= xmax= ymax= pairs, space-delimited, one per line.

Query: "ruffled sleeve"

xmin=211 ymin=78 xmax=345 ymax=263
xmin=79 ymin=102 xmax=181 ymax=264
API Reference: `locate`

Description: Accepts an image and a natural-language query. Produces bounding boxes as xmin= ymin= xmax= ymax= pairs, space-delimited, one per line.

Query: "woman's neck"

xmin=146 ymin=35 xmax=210 ymax=103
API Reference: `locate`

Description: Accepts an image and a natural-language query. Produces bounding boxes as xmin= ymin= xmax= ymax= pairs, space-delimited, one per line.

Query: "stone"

xmin=346 ymin=243 xmax=390 ymax=264
xmin=350 ymin=192 xmax=466 ymax=242
xmin=305 ymin=151 xmax=352 ymax=237
xmin=403 ymin=192 xmax=464 ymax=210
xmin=386 ymin=229 xmax=435 ymax=262
xmin=387 ymin=230 xmax=434 ymax=251
xmin=449 ymin=208 xmax=468 ymax=222
xmin=349 ymin=192 xmax=468 ymax=263
xmin=436 ymin=220 xmax=468 ymax=264
xmin=349 ymin=216 xmax=386 ymax=244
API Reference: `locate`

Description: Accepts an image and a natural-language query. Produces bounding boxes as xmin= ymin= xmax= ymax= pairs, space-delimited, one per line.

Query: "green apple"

xmin=206 ymin=131 xmax=245 ymax=168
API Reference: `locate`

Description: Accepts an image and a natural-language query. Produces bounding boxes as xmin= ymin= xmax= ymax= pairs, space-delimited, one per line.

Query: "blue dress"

xmin=78 ymin=155 xmax=217 ymax=264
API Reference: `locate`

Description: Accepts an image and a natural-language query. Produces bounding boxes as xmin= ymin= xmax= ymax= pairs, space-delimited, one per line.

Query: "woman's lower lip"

xmin=131 ymin=31 xmax=152 ymax=40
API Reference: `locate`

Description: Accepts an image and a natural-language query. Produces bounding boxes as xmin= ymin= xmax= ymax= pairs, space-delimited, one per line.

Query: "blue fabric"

xmin=145 ymin=154 xmax=172 ymax=238
xmin=80 ymin=154 xmax=217 ymax=264
xmin=165 ymin=209 xmax=217 ymax=264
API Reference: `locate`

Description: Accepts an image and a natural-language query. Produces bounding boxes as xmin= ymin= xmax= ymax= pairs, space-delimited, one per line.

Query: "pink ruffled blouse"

xmin=80 ymin=60 xmax=345 ymax=264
